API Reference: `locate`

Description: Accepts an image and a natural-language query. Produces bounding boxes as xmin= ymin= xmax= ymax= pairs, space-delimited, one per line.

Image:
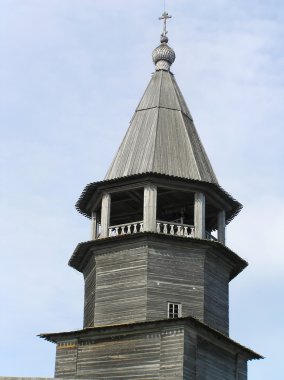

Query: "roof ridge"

xmin=136 ymin=105 xmax=184 ymax=112
xmin=170 ymin=74 xmax=193 ymax=119
xmin=179 ymin=109 xmax=202 ymax=181
xmin=152 ymin=70 xmax=164 ymax=173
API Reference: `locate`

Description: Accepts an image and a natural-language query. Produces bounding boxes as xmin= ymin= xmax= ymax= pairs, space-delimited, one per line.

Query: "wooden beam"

xmin=194 ymin=192 xmax=205 ymax=239
xmin=218 ymin=210 xmax=226 ymax=245
xmin=143 ymin=185 xmax=157 ymax=232
xmin=100 ymin=193 xmax=111 ymax=238
xmin=91 ymin=211 xmax=98 ymax=240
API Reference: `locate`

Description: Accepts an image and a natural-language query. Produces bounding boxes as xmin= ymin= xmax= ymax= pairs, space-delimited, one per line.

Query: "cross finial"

xmin=159 ymin=11 xmax=172 ymax=38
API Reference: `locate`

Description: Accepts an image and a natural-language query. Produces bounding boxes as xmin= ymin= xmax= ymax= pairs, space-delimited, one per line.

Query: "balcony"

xmin=108 ymin=220 xmax=197 ymax=239
xmin=92 ymin=186 xmax=226 ymax=245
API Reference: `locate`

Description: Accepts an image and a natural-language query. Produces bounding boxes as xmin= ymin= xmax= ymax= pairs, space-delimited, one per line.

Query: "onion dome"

xmin=152 ymin=34 xmax=176 ymax=71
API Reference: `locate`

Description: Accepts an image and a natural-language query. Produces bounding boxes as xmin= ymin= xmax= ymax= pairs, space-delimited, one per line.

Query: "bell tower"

xmin=41 ymin=12 xmax=262 ymax=379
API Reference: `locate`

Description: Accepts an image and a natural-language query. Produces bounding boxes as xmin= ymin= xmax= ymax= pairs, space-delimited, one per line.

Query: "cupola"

xmin=75 ymin=14 xmax=242 ymax=247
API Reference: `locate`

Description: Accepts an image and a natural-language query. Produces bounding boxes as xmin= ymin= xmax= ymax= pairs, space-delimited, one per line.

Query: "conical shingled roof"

xmin=105 ymin=40 xmax=218 ymax=184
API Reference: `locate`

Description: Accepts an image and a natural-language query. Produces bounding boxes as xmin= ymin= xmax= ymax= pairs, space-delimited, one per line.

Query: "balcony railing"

xmin=108 ymin=221 xmax=144 ymax=237
xmin=107 ymin=221 xmax=217 ymax=242
xmin=108 ymin=220 xmax=195 ymax=238
xmin=156 ymin=220 xmax=195 ymax=238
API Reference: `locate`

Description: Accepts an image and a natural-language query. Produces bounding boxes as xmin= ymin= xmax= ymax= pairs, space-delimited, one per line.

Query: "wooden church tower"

xmin=41 ymin=12 xmax=262 ymax=379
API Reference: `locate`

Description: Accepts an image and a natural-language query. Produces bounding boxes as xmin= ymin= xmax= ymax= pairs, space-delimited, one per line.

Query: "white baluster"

xmin=190 ymin=228 xmax=194 ymax=237
xmin=163 ymin=223 xmax=168 ymax=234
xmin=133 ymin=224 xmax=137 ymax=233
xmin=140 ymin=222 xmax=144 ymax=232
xmin=184 ymin=227 xmax=189 ymax=237
xmin=127 ymin=224 xmax=131 ymax=234
xmin=177 ymin=225 xmax=181 ymax=236
xmin=108 ymin=228 xmax=112 ymax=237
xmin=170 ymin=224 xmax=175 ymax=235
xmin=157 ymin=223 xmax=161 ymax=233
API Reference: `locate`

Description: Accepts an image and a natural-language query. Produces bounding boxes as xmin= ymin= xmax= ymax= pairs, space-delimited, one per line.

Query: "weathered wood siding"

xmin=83 ymin=256 xmax=96 ymax=328
xmin=147 ymin=243 xmax=205 ymax=322
xmin=237 ymin=355 xmax=248 ymax=380
xmin=183 ymin=327 xmax=197 ymax=379
xmin=55 ymin=342 xmax=77 ymax=378
xmin=77 ymin=333 xmax=160 ymax=379
xmin=160 ymin=328 xmax=184 ymax=379
xmin=196 ymin=340 xmax=236 ymax=380
xmin=204 ymin=253 xmax=230 ymax=335
xmin=53 ymin=320 xmax=253 ymax=379
xmin=81 ymin=238 xmax=233 ymax=333
xmin=55 ymin=328 xmax=184 ymax=379
xmin=94 ymin=246 xmax=148 ymax=326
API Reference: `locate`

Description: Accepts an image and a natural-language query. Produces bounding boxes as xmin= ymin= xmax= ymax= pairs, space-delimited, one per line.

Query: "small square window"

xmin=168 ymin=302 xmax=181 ymax=319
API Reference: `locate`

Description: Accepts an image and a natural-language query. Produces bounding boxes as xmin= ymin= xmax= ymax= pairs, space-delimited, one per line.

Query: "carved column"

xmin=194 ymin=192 xmax=205 ymax=239
xmin=143 ymin=185 xmax=157 ymax=232
xmin=100 ymin=193 xmax=111 ymax=238
xmin=218 ymin=210 xmax=226 ymax=245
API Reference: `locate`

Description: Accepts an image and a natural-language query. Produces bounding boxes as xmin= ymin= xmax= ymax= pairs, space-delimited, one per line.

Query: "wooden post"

xmin=218 ymin=210 xmax=226 ymax=245
xmin=100 ymin=193 xmax=111 ymax=238
xmin=91 ymin=211 xmax=98 ymax=240
xmin=194 ymin=192 xmax=205 ymax=239
xmin=143 ymin=185 xmax=157 ymax=232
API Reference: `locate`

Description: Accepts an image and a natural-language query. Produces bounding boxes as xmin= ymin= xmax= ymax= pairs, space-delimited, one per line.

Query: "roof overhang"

xmin=76 ymin=172 xmax=242 ymax=224
xmin=39 ymin=316 xmax=263 ymax=361
xmin=68 ymin=232 xmax=247 ymax=280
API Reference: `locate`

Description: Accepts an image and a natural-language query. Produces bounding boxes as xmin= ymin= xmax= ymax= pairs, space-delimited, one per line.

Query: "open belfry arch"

xmin=40 ymin=11 xmax=262 ymax=379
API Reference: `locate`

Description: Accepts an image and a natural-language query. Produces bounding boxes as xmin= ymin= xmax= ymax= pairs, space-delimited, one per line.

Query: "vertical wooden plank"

xmin=217 ymin=210 xmax=226 ymax=245
xmin=194 ymin=192 xmax=205 ymax=239
xmin=143 ymin=185 xmax=157 ymax=232
xmin=100 ymin=193 xmax=111 ymax=238
xmin=91 ymin=211 xmax=98 ymax=240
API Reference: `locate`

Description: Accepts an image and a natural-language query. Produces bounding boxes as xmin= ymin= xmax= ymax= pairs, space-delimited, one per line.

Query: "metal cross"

xmin=159 ymin=11 xmax=172 ymax=36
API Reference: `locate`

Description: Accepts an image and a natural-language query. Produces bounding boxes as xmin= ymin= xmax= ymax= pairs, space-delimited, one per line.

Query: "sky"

xmin=0 ymin=0 xmax=283 ymax=378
